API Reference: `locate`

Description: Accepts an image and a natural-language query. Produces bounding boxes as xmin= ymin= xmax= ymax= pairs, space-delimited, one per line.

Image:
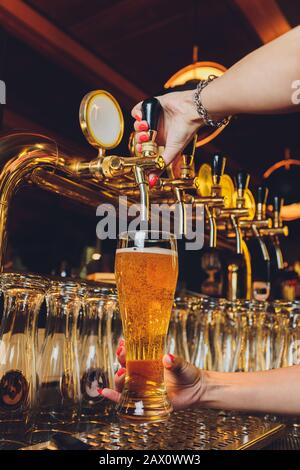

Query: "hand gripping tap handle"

xmin=211 ymin=154 xmax=226 ymax=184
xmin=141 ymin=97 xmax=162 ymax=137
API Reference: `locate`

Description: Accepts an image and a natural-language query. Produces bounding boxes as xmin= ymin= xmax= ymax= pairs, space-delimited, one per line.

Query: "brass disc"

xmin=221 ymin=174 xmax=234 ymax=209
xmin=232 ymin=189 xmax=256 ymax=221
xmin=196 ymin=163 xmax=212 ymax=196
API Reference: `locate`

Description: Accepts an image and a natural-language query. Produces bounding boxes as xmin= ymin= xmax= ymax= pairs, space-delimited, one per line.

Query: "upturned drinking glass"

xmin=37 ymin=279 xmax=84 ymax=427
xmin=0 ymin=273 xmax=47 ymax=437
xmin=115 ymin=230 xmax=178 ymax=422
xmin=79 ymin=285 xmax=119 ymax=421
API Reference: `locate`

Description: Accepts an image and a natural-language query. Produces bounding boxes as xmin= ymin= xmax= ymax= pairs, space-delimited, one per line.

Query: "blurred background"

xmin=0 ymin=0 xmax=299 ymax=290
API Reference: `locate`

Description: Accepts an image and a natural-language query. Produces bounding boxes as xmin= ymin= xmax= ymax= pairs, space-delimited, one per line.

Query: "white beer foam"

xmin=116 ymin=247 xmax=177 ymax=256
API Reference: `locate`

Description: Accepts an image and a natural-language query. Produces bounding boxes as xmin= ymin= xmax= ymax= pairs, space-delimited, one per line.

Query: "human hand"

xmin=101 ymin=341 xmax=204 ymax=411
xmin=131 ymin=90 xmax=202 ymax=184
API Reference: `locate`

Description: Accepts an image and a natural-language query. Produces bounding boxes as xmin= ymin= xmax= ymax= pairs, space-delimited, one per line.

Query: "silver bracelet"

xmin=194 ymin=75 xmax=231 ymax=128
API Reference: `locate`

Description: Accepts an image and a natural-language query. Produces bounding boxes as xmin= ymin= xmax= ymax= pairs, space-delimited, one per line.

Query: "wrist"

xmin=199 ymin=370 xmax=237 ymax=410
xmin=182 ymin=89 xmax=205 ymax=127
xmin=200 ymin=76 xmax=229 ymax=122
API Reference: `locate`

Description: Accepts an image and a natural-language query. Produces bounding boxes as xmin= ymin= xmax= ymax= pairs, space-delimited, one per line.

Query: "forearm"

xmin=201 ymin=26 xmax=300 ymax=119
xmin=201 ymin=365 xmax=300 ymax=415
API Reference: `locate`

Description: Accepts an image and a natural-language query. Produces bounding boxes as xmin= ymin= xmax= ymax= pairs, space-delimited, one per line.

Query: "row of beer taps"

xmin=73 ymin=95 xmax=288 ymax=268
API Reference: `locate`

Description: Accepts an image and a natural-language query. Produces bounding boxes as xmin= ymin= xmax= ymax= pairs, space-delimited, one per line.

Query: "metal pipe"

xmin=230 ymin=215 xmax=242 ymax=255
xmin=205 ymin=206 xmax=217 ymax=248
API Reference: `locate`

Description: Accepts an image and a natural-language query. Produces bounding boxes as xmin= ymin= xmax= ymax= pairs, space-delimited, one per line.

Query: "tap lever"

xmin=257 ymin=186 xmax=269 ymax=205
xmin=235 ymin=171 xmax=250 ymax=192
xmin=256 ymin=186 xmax=269 ymax=220
xmin=273 ymin=196 xmax=283 ymax=214
xmin=140 ymin=98 xmax=162 ymax=158
xmin=141 ymin=98 xmax=162 ymax=135
xmin=211 ymin=154 xmax=226 ymax=185
xmin=273 ymin=196 xmax=284 ymax=227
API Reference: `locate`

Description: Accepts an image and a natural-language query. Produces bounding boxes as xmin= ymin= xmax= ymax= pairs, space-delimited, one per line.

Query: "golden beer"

xmin=115 ymin=233 xmax=178 ymax=422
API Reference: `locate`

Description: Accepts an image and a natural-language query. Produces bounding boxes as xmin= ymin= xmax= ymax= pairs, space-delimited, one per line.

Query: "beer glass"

xmin=79 ymin=285 xmax=119 ymax=421
xmin=0 ymin=273 xmax=47 ymax=438
xmin=37 ymin=279 xmax=84 ymax=427
xmin=115 ymin=230 xmax=178 ymax=422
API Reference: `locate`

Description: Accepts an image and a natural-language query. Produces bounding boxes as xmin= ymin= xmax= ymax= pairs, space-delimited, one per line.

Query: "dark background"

xmin=0 ymin=0 xmax=299 ymax=286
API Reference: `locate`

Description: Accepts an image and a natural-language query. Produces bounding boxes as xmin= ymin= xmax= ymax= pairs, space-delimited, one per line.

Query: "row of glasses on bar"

xmin=0 ymin=273 xmax=121 ymax=447
xmin=168 ymin=296 xmax=300 ymax=372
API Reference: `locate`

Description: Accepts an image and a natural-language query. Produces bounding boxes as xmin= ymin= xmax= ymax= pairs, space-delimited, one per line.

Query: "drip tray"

xmin=21 ymin=409 xmax=285 ymax=450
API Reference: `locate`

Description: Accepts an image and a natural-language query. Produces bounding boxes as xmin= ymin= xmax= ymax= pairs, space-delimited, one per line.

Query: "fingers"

xmin=163 ymin=353 xmax=187 ymax=373
xmin=101 ymin=388 xmax=121 ymax=403
xmin=131 ymin=102 xmax=142 ymax=121
xmin=116 ymin=339 xmax=126 ymax=367
xmin=133 ymin=120 xmax=148 ymax=132
xmin=115 ymin=367 xmax=126 ymax=392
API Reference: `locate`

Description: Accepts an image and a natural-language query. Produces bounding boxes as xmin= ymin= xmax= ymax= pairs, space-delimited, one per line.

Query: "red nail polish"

xmin=97 ymin=388 xmax=103 ymax=395
xmin=139 ymin=133 xmax=148 ymax=143
xmin=138 ymin=122 xmax=148 ymax=131
xmin=136 ymin=143 xmax=142 ymax=153
xmin=117 ymin=367 xmax=126 ymax=377
xmin=116 ymin=345 xmax=123 ymax=356
xmin=168 ymin=354 xmax=175 ymax=363
xmin=134 ymin=114 xmax=141 ymax=122
xmin=118 ymin=339 xmax=125 ymax=347
xmin=149 ymin=174 xmax=159 ymax=188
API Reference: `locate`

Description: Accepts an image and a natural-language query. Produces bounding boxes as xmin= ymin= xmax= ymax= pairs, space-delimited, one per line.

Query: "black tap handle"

xmin=183 ymin=134 xmax=197 ymax=157
xmin=235 ymin=171 xmax=250 ymax=190
xmin=211 ymin=154 xmax=226 ymax=178
xmin=141 ymin=98 xmax=162 ymax=131
xmin=257 ymin=186 xmax=269 ymax=205
xmin=273 ymin=196 xmax=284 ymax=213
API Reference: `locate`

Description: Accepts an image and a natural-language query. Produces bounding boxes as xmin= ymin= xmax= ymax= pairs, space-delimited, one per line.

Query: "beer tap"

xmin=240 ymin=186 xmax=271 ymax=258
xmin=215 ymin=170 xmax=253 ymax=300
xmin=165 ymin=135 xmax=198 ymax=236
xmin=74 ymin=91 xmax=166 ymax=223
xmin=205 ymin=154 xmax=226 ymax=248
xmin=260 ymin=196 xmax=288 ymax=270
xmin=239 ymin=187 xmax=272 ymax=300
xmin=219 ymin=171 xmax=250 ymax=255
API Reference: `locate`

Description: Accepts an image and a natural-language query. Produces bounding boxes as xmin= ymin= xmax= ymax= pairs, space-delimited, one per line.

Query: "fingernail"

xmin=164 ymin=353 xmax=175 ymax=368
xmin=138 ymin=122 xmax=148 ymax=132
xmin=117 ymin=367 xmax=126 ymax=377
xmin=116 ymin=345 xmax=123 ymax=356
xmin=118 ymin=339 xmax=125 ymax=347
xmin=97 ymin=388 xmax=103 ymax=395
xmin=136 ymin=143 xmax=142 ymax=153
xmin=138 ymin=133 xmax=148 ymax=143
xmin=134 ymin=114 xmax=141 ymax=122
xmin=149 ymin=174 xmax=159 ymax=188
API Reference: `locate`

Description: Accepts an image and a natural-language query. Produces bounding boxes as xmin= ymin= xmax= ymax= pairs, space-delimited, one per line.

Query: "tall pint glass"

xmin=115 ymin=230 xmax=178 ymax=422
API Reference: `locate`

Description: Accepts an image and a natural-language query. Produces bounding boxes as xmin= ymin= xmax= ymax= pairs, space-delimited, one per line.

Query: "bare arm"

xmin=202 ymin=365 xmax=300 ymax=415
xmin=203 ymin=25 xmax=300 ymax=120
xmin=132 ymin=26 xmax=300 ymax=168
